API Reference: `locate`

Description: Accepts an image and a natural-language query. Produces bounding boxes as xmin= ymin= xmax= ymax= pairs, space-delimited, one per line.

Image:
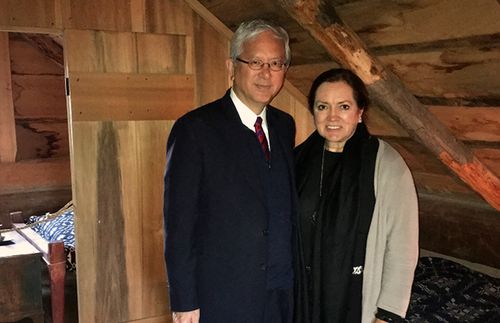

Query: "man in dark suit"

xmin=164 ymin=19 xmax=296 ymax=323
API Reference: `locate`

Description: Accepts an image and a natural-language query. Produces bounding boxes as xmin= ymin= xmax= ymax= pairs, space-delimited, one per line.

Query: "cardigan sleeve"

xmin=374 ymin=141 xmax=419 ymax=317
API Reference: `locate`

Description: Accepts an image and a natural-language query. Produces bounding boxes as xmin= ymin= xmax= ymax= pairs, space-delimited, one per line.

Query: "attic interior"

xmin=0 ymin=0 xmax=498 ymax=322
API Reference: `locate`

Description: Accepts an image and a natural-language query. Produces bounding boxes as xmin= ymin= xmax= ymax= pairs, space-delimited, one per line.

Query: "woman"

xmin=294 ymin=68 xmax=419 ymax=323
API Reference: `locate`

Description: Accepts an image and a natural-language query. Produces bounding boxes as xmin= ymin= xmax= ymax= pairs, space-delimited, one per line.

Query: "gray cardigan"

xmin=362 ymin=140 xmax=419 ymax=323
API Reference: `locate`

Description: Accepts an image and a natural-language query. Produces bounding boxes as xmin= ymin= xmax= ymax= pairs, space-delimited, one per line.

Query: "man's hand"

xmin=374 ymin=319 xmax=388 ymax=323
xmin=172 ymin=309 xmax=200 ymax=323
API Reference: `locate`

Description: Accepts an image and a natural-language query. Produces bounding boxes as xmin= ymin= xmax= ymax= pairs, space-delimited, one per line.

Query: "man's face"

xmin=227 ymin=30 xmax=287 ymax=114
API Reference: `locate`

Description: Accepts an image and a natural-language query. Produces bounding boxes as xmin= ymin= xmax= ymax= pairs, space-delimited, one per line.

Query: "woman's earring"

xmin=358 ymin=117 xmax=362 ymax=123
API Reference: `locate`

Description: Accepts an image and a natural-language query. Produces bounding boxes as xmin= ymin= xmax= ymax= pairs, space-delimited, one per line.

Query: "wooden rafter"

xmin=278 ymin=0 xmax=500 ymax=211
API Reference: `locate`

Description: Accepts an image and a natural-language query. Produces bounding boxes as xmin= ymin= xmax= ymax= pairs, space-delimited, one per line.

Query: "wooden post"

xmin=48 ymin=241 xmax=66 ymax=323
xmin=278 ymin=0 xmax=500 ymax=211
xmin=0 ymin=32 xmax=17 ymax=162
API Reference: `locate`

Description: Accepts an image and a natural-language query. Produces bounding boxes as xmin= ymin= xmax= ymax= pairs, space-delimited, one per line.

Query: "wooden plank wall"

xmin=1 ymin=0 xmax=310 ymax=322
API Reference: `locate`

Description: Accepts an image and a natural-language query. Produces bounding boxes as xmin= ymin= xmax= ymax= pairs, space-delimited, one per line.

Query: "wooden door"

xmin=64 ymin=29 xmax=194 ymax=323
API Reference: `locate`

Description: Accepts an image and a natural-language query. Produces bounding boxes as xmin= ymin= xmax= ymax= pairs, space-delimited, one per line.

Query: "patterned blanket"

xmin=406 ymin=257 xmax=500 ymax=322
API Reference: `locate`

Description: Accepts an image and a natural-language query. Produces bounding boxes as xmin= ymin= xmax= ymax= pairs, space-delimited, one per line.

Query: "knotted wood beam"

xmin=278 ymin=0 xmax=500 ymax=210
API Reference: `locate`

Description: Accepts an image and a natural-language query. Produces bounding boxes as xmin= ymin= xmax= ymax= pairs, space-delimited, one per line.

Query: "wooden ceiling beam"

xmin=278 ymin=0 xmax=500 ymax=211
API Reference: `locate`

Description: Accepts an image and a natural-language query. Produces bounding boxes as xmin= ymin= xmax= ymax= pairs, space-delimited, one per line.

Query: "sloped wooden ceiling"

xmin=197 ymin=0 xmax=500 ymax=210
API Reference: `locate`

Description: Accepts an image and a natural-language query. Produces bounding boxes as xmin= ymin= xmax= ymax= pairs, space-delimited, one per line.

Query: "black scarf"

xmin=294 ymin=123 xmax=379 ymax=323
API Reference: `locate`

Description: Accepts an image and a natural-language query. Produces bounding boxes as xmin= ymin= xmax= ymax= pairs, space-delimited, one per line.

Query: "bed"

xmin=10 ymin=202 xmax=75 ymax=323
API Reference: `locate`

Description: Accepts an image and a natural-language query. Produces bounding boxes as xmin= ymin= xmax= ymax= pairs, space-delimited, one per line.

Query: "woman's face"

xmin=313 ymin=81 xmax=364 ymax=151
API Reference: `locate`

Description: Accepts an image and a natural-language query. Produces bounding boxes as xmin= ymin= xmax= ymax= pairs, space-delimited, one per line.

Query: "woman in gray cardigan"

xmin=294 ymin=68 xmax=419 ymax=323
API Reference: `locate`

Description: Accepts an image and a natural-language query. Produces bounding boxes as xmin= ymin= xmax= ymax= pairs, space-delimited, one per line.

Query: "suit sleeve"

xmin=164 ymin=117 xmax=202 ymax=312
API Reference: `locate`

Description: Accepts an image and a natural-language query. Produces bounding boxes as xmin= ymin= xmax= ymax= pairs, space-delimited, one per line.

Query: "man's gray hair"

xmin=230 ymin=19 xmax=291 ymax=65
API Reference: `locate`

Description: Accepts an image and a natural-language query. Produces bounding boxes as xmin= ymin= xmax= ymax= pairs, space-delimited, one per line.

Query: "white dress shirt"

xmin=230 ymin=89 xmax=271 ymax=149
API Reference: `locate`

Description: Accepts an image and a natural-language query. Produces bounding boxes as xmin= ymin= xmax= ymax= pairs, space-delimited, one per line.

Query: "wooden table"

xmin=0 ymin=230 xmax=44 ymax=323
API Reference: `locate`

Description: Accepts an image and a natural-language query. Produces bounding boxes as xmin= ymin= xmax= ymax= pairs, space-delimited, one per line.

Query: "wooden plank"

xmin=428 ymin=106 xmax=500 ymax=142
xmin=336 ymin=0 xmax=500 ymax=47
xmin=287 ymin=61 xmax=338 ymax=96
xmin=137 ymin=33 xmax=188 ymax=74
xmin=192 ymin=14 xmax=230 ymax=106
xmin=0 ymin=0 xmax=62 ymax=30
xmin=135 ymin=121 xmax=173 ymax=317
xmin=279 ymin=0 xmax=500 ymax=210
xmin=185 ymin=0 xmax=233 ymax=40
xmin=63 ymin=0 xmax=132 ymax=31
xmin=0 ymin=32 xmax=17 ymax=162
xmin=12 ymin=75 xmax=66 ymax=118
xmin=384 ymin=138 xmax=449 ymax=174
xmin=15 ymin=121 xmax=69 ymax=160
xmin=419 ymin=193 xmax=500 ymax=269
xmin=71 ymin=121 xmax=172 ymax=322
xmin=18 ymin=33 xmax=63 ymax=67
xmin=0 ymin=157 xmax=71 ymax=193
xmin=143 ymin=0 xmax=193 ymax=35
xmin=473 ymin=147 xmax=500 ymax=178
xmin=64 ymin=30 xmax=138 ymax=73
xmin=64 ymin=30 xmax=104 ymax=73
xmin=9 ymin=33 xmax=63 ymax=75
xmin=379 ymin=45 xmax=500 ymax=98
xmin=364 ymin=105 xmax=408 ymax=138
xmin=69 ymin=72 xmax=194 ymax=121
xmin=0 ymin=187 xmax=72 ymax=221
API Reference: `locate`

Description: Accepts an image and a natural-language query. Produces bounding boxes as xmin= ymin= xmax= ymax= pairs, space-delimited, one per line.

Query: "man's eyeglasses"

xmin=236 ymin=57 xmax=288 ymax=71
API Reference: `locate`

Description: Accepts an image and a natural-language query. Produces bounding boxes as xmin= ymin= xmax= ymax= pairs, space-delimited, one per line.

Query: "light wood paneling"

xmin=142 ymin=0 xmax=194 ymax=35
xmin=69 ymin=72 xmax=194 ymax=121
xmin=137 ymin=33 xmax=188 ymax=74
xmin=0 ymin=0 xmax=62 ymax=30
xmin=0 ymin=32 xmax=17 ymax=162
xmin=63 ymin=0 xmax=132 ymax=31
xmin=65 ymin=22 xmax=196 ymax=320
xmin=71 ymin=121 xmax=172 ymax=322
xmin=192 ymin=14 xmax=229 ymax=106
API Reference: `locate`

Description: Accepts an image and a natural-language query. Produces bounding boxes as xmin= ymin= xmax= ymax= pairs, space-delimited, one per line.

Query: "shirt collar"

xmin=230 ymin=88 xmax=267 ymax=130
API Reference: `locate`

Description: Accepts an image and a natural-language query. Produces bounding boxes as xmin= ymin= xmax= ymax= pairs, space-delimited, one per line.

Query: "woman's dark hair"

xmin=307 ymin=68 xmax=370 ymax=113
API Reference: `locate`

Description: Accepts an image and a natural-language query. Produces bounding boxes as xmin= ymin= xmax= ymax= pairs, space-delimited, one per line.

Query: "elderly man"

xmin=164 ymin=19 xmax=296 ymax=323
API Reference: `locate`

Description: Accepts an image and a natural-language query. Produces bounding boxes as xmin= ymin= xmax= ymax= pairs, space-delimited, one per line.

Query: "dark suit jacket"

xmin=164 ymin=90 xmax=296 ymax=323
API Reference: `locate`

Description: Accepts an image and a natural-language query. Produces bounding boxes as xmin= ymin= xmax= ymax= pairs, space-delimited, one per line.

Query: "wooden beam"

xmin=18 ymin=33 xmax=64 ymax=68
xmin=0 ymin=32 xmax=17 ymax=162
xmin=278 ymin=0 xmax=500 ymax=210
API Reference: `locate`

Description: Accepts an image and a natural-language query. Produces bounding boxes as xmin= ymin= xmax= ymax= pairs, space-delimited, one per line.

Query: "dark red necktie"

xmin=254 ymin=117 xmax=270 ymax=161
